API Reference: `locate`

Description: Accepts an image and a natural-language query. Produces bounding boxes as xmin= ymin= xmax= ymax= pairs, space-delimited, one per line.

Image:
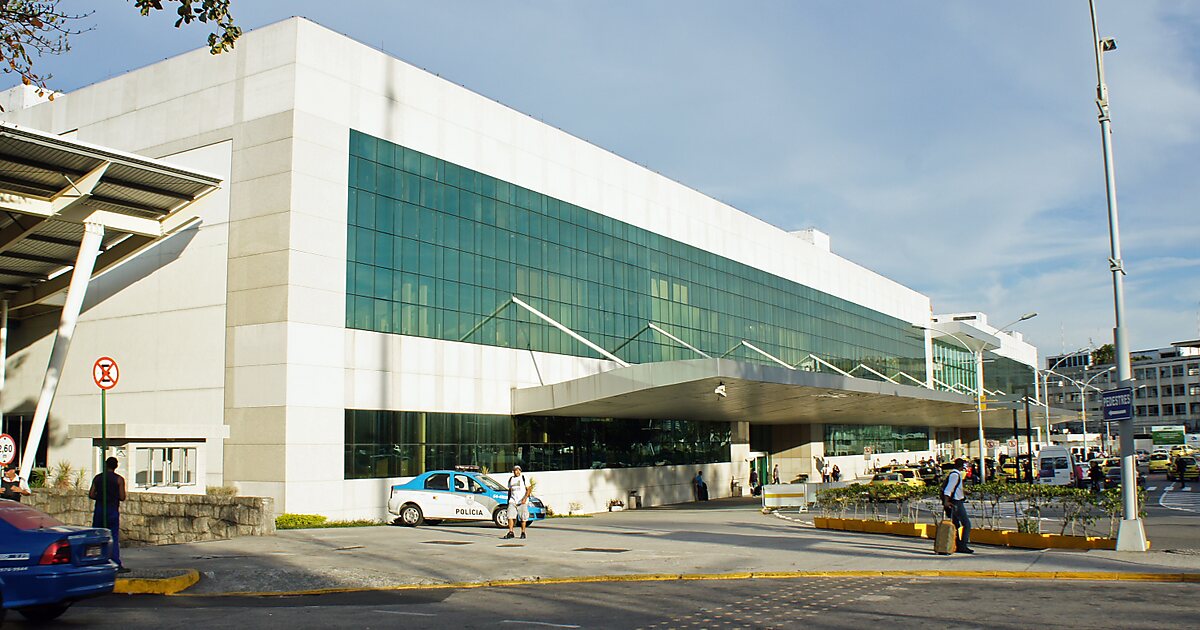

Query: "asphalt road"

xmin=1139 ymin=472 xmax=1200 ymax=551
xmin=6 ymin=577 xmax=1196 ymax=629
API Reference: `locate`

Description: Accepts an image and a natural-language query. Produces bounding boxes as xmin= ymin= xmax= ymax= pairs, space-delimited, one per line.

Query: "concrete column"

xmin=20 ymin=222 xmax=105 ymax=481
xmin=0 ymin=299 xmax=7 ymax=408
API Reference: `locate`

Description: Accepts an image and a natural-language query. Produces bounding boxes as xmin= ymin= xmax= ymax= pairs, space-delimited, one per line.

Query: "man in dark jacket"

xmin=89 ymin=457 xmax=128 ymax=572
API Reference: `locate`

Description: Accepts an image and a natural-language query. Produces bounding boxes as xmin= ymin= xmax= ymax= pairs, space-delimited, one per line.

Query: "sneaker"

xmin=520 ymin=532 xmax=526 ymax=539
xmin=957 ymin=547 xmax=975 ymax=554
xmin=117 ymin=566 xmax=132 ymax=574
xmin=501 ymin=532 xmax=514 ymax=539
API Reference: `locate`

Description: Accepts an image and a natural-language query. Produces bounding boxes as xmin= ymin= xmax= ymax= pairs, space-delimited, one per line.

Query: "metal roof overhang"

xmin=0 ymin=122 xmax=222 ymax=315
xmin=512 ymin=358 xmax=1075 ymax=429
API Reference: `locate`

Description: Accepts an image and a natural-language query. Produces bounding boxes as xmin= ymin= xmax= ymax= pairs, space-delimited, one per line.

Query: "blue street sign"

xmin=1102 ymin=387 xmax=1133 ymax=422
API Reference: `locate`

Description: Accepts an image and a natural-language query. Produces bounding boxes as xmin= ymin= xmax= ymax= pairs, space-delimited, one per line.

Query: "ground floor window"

xmin=345 ymin=410 xmax=731 ymax=479
xmin=132 ymin=446 xmax=197 ymax=488
xmin=824 ymin=424 xmax=930 ymax=457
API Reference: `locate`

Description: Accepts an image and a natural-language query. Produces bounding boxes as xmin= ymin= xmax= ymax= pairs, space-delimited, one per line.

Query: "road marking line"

xmin=501 ymin=621 xmax=580 ymax=628
xmin=373 ymin=610 xmax=436 ymax=617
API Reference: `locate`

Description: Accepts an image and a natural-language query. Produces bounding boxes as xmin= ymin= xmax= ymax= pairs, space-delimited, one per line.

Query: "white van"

xmin=1037 ymin=446 xmax=1079 ymax=486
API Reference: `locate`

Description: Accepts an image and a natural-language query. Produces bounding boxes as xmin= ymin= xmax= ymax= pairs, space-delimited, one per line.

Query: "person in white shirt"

xmin=941 ymin=458 xmax=973 ymax=554
xmin=503 ymin=465 xmax=531 ymax=540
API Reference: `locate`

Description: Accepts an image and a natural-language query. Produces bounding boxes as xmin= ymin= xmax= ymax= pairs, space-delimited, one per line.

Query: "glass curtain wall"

xmin=346 ymin=130 xmax=926 ymax=377
xmin=824 ymin=425 xmax=932 ymax=457
xmin=345 ymin=410 xmax=731 ymax=480
xmin=931 ymin=340 xmax=975 ymax=393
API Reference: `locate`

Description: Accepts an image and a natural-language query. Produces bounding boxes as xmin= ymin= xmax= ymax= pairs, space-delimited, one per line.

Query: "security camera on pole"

xmin=1087 ymin=0 xmax=1146 ymax=551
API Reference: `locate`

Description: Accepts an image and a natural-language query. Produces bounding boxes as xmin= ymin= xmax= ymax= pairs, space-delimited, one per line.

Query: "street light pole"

xmin=1088 ymin=0 xmax=1145 ymax=551
xmin=1040 ymin=347 xmax=1091 ymax=446
xmin=1075 ymin=366 xmax=1116 ymax=456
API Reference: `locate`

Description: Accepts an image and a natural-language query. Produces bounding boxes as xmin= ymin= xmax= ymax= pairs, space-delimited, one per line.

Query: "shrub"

xmin=275 ymin=514 xmax=383 ymax=529
xmin=206 ymin=485 xmax=239 ymax=497
xmin=275 ymin=513 xmax=328 ymax=529
xmin=28 ymin=468 xmax=47 ymax=489
xmin=50 ymin=461 xmax=77 ymax=489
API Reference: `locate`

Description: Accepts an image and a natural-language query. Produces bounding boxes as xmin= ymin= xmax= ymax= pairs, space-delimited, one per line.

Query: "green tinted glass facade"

xmin=345 ymin=410 xmax=731 ymax=479
xmin=824 ymin=425 xmax=931 ymax=457
xmin=346 ymin=130 xmax=926 ymax=375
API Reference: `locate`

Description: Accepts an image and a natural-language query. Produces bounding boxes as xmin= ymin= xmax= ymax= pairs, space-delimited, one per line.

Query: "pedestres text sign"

xmin=1101 ymin=387 xmax=1133 ymax=422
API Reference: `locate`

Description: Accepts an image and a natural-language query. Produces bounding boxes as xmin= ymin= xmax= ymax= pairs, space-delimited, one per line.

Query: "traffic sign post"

xmin=92 ymin=357 xmax=118 ymax=530
xmin=1102 ymin=387 xmax=1133 ymax=422
xmin=0 ymin=433 xmax=16 ymax=467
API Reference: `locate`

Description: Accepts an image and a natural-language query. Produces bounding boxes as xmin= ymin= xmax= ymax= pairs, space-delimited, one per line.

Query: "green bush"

xmin=275 ymin=513 xmax=328 ymax=529
xmin=817 ymin=481 xmax=1145 ymax=537
xmin=274 ymin=513 xmax=383 ymax=529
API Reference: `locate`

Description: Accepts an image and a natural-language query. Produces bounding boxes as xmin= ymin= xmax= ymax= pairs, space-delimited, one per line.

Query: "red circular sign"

xmin=0 ymin=433 xmax=16 ymax=466
xmin=93 ymin=357 xmax=119 ymax=390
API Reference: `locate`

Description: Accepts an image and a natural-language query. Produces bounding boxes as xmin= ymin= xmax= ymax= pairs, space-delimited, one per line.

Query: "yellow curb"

xmin=1115 ymin=573 xmax=1187 ymax=582
xmin=114 ymin=570 xmax=200 ymax=595
xmin=681 ymin=572 xmax=753 ymax=581
xmin=174 ymin=570 xmax=1200 ymax=597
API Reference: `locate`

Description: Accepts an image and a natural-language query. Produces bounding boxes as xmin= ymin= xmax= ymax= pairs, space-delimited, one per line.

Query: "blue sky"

xmin=35 ymin=1 xmax=1200 ymax=357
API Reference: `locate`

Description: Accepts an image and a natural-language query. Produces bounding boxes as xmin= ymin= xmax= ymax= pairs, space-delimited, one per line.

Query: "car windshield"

xmin=473 ymin=474 xmax=505 ymax=491
xmin=0 ymin=503 xmax=63 ymax=530
xmin=1151 ymin=454 xmax=1169 ymax=461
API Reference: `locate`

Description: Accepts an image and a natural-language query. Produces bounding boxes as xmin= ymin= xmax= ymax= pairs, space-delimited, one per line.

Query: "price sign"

xmin=93 ymin=357 xmax=119 ymax=390
xmin=0 ymin=433 xmax=16 ymax=466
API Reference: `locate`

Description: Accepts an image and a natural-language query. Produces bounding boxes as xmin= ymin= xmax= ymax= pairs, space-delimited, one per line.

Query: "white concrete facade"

xmin=0 ymin=18 xmax=1039 ymax=520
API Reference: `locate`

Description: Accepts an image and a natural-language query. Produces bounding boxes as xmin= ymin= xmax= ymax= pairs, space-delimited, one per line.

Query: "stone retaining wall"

xmin=25 ymin=489 xmax=275 ymax=546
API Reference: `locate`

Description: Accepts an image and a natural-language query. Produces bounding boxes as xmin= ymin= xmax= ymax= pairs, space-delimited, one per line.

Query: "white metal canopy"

xmin=0 ymin=122 xmax=221 ymax=313
xmin=512 ymin=358 xmax=1076 ymax=429
xmin=0 ymin=122 xmax=222 ymax=481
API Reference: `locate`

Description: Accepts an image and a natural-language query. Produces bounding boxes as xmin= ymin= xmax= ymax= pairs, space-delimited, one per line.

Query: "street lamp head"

xmin=1101 ymin=38 xmax=1117 ymax=52
xmin=1018 ymin=312 xmax=1038 ymax=322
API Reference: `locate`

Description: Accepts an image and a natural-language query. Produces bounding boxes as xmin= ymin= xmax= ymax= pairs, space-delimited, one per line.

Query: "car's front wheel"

xmin=18 ymin=603 xmax=70 ymax=623
xmin=398 ymin=504 xmax=424 ymax=527
xmin=493 ymin=507 xmax=510 ymax=529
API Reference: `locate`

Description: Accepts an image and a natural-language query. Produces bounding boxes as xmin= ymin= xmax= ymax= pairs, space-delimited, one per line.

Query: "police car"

xmin=387 ymin=468 xmax=546 ymax=528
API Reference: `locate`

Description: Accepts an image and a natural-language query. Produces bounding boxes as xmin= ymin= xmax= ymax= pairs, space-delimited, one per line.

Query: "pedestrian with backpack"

xmin=940 ymin=458 xmax=973 ymax=554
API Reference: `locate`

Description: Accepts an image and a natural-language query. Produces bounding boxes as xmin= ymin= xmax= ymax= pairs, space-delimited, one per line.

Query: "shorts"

xmin=506 ymin=502 xmax=529 ymax=522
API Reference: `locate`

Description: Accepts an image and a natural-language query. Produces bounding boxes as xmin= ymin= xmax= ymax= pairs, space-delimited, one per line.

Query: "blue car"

xmin=0 ymin=499 xmax=117 ymax=624
xmin=387 ymin=469 xmax=547 ymax=527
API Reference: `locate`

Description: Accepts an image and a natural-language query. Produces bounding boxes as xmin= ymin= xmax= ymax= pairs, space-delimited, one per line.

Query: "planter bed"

xmin=812 ymin=516 xmax=1124 ymax=551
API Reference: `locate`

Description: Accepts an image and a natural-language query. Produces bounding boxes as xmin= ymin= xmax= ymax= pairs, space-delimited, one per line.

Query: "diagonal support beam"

xmin=511 ymin=296 xmax=629 ymax=367
xmin=20 ymin=222 xmax=105 ymax=481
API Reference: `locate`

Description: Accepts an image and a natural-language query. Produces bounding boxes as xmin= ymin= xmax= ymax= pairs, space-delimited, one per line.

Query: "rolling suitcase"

xmin=934 ymin=519 xmax=957 ymax=555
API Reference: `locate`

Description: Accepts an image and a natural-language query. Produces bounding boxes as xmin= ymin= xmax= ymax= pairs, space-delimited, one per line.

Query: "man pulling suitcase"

xmin=938 ymin=458 xmax=973 ymax=554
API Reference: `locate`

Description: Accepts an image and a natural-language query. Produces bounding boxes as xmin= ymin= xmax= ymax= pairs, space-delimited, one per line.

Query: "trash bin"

xmin=627 ymin=490 xmax=642 ymax=510
xmin=730 ymin=479 xmax=743 ymax=497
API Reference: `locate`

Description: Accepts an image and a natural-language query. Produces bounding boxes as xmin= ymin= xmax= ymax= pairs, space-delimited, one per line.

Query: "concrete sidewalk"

xmin=117 ymin=498 xmax=1200 ymax=596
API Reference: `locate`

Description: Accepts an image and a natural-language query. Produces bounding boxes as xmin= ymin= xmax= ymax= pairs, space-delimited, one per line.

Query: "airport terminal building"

xmin=0 ymin=18 xmax=1047 ymax=518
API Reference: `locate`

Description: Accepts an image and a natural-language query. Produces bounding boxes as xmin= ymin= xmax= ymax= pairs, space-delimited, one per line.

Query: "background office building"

xmin=0 ymin=18 xmax=1044 ymax=518
xmin=1045 ymin=341 xmax=1200 ymax=436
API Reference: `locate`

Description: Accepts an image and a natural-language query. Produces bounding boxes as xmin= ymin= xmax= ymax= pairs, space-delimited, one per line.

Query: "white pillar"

xmin=0 ymin=299 xmax=7 ymax=406
xmin=19 ymin=223 xmax=105 ymax=481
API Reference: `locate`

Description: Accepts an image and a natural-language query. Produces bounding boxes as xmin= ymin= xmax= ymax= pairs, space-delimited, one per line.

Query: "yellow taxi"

xmin=891 ymin=468 xmax=926 ymax=488
xmin=1148 ymin=452 xmax=1171 ymax=474
xmin=868 ymin=472 xmax=904 ymax=486
xmin=1167 ymin=456 xmax=1200 ymax=481
xmin=1169 ymin=445 xmax=1196 ymax=460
